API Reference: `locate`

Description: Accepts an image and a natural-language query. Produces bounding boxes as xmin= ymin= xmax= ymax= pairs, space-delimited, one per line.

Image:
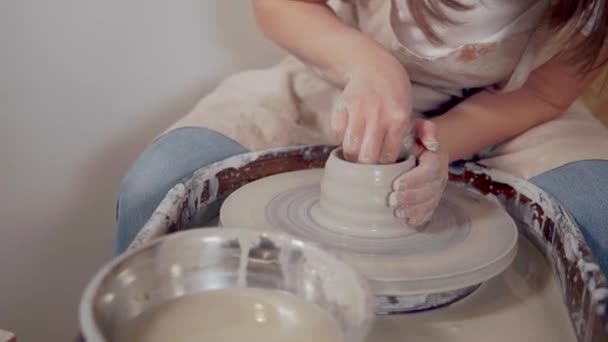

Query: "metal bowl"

xmin=79 ymin=228 xmax=374 ymax=342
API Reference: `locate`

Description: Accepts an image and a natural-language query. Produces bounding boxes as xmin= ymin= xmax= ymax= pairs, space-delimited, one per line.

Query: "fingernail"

xmin=424 ymin=140 xmax=440 ymax=152
xmin=334 ymin=97 xmax=347 ymax=113
xmin=343 ymin=134 xmax=353 ymax=148
xmin=388 ymin=192 xmax=398 ymax=208
xmin=379 ymin=153 xmax=393 ymax=164
xmin=392 ymin=179 xmax=406 ymax=191
xmin=394 ymin=208 xmax=406 ymax=219
xmin=402 ymin=134 xmax=415 ymax=151
xmin=359 ymin=155 xmax=373 ymax=164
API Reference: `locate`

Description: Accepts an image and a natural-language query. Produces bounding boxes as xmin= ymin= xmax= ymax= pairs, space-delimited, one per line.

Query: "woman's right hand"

xmin=252 ymin=0 xmax=413 ymax=161
xmin=331 ymin=54 xmax=414 ymax=164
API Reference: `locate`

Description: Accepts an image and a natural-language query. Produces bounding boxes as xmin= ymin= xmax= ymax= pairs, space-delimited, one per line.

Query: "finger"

xmin=331 ymin=98 xmax=349 ymax=143
xmin=419 ymin=209 xmax=435 ymax=226
xmin=394 ymin=206 xmax=407 ymax=219
xmin=396 ymin=186 xmax=438 ymax=207
xmin=393 ymin=195 xmax=437 ymax=223
xmin=404 ymin=196 xmax=440 ymax=226
xmin=342 ymin=100 xmax=365 ymax=162
xmin=379 ymin=121 xmax=408 ymax=164
xmin=408 ymin=210 xmax=435 ymax=227
xmin=359 ymin=116 xmax=384 ymax=164
xmin=392 ymin=151 xmax=442 ymax=190
xmin=409 ymin=140 xmax=425 ymax=159
xmin=401 ymin=130 xmax=416 ymax=155
xmin=415 ymin=119 xmax=440 ymax=152
xmin=388 ymin=185 xmax=439 ymax=208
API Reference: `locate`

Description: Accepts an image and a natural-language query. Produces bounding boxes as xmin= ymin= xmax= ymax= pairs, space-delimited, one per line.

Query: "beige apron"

xmin=168 ymin=0 xmax=608 ymax=180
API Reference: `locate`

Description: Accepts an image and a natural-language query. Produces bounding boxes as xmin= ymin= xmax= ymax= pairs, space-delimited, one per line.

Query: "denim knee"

xmin=114 ymin=127 xmax=247 ymax=255
xmin=530 ymin=160 xmax=608 ymax=274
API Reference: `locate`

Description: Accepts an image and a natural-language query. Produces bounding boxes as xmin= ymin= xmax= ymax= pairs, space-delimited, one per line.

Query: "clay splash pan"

xmin=220 ymin=148 xmax=518 ymax=314
xmin=122 ymin=145 xmax=608 ymax=342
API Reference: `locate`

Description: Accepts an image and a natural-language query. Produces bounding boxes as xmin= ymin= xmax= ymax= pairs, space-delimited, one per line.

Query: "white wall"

xmin=0 ymin=1 xmax=282 ymax=340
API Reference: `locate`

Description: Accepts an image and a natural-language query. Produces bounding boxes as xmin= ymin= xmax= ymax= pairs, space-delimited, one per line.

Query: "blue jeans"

xmin=115 ymin=127 xmax=608 ymax=274
xmin=114 ymin=127 xmax=247 ymax=254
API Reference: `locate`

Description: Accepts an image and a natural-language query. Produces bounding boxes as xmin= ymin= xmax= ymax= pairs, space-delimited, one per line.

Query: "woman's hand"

xmin=253 ymin=0 xmax=414 ymax=162
xmin=389 ymin=119 xmax=449 ymax=226
xmin=331 ymin=55 xmax=413 ymax=164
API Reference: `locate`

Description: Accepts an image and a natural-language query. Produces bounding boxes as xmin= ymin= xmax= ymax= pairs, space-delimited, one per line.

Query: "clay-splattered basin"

xmin=78 ymin=145 xmax=608 ymax=342
xmin=79 ymin=228 xmax=374 ymax=342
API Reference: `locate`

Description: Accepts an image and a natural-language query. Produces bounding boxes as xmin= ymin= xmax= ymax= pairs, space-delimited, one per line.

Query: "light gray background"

xmin=0 ymin=1 xmax=282 ymax=340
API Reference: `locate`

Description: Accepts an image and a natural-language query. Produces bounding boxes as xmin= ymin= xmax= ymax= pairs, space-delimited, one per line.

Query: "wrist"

xmin=323 ymin=33 xmax=406 ymax=86
xmin=349 ymin=47 xmax=406 ymax=80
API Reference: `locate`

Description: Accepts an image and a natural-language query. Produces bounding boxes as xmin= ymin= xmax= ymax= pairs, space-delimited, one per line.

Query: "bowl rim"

xmin=79 ymin=227 xmax=374 ymax=342
xmin=328 ymin=147 xmax=415 ymax=169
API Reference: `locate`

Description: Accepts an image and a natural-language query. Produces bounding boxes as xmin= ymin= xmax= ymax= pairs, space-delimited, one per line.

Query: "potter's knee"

xmin=114 ymin=164 xmax=176 ymax=255
xmin=116 ymin=159 xmax=171 ymax=220
xmin=116 ymin=166 xmax=167 ymax=216
xmin=530 ymin=159 xmax=608 ymax=232
xmin=115 ymin=126 xmax=248 ymax=238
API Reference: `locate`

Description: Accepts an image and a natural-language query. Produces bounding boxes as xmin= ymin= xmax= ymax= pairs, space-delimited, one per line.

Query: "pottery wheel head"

xmin=264 ymin=183 xmax=471 ymax=255
xmin=220 ymin=169 xmax=518 ymax=297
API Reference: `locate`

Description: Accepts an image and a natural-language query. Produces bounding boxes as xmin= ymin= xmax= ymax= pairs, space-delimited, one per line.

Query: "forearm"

xmin=432 ymin=46 xmax=604 ymax=162
xmin=251 ymin=0 xmax=398 ymax=86
xmin=431 ymin=89 xmax=564 ymax=161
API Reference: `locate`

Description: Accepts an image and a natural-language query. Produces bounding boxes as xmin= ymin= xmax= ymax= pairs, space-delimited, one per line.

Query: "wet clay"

xmin=367 ymin=237 xmax=577 ymax=342
xmin=115 ymin=288 xmax=344 ymax=342
xmin=313 ymin=148 xmax=416 ymax=238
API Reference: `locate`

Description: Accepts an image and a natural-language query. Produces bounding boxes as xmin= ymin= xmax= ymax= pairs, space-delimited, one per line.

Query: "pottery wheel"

xmin=220 ymin=169 xmax=518 ymax=312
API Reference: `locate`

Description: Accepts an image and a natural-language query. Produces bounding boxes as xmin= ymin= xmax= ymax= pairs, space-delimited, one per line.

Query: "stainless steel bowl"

xmin=80 ymin=228 xmax=374 ymax=342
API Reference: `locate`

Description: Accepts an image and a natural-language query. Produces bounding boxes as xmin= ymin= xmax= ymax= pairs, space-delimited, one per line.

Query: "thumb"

xmin=415 ymin=119 xmax=440 ymax=152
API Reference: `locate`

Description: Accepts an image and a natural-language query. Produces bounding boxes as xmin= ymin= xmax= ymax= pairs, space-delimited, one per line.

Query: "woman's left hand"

xmin=388 ymin=119 xmax=449 ymax=226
